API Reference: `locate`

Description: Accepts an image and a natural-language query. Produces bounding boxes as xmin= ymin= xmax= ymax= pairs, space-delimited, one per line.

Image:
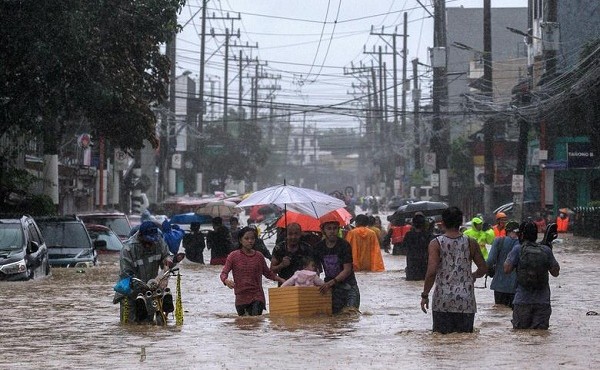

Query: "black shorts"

xmin=432 ymin=311 xmax=475 ymax=334
xmin=235 ymin=301 xmax=264 ymax=316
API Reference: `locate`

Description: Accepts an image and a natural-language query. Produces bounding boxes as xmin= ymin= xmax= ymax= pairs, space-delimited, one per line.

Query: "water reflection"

xmin=1 ymin=234 xmax=600 ymax=368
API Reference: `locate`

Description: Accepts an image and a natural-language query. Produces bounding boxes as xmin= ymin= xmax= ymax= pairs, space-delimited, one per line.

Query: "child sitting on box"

xmin=281 ymin=257 xmax=324 ymax=287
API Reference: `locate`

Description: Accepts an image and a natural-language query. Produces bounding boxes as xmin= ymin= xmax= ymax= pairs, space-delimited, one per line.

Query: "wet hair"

xmin=441 ymin=206 xmax=463 ymax=230
xmin=412 ymin=214 xmax=426 ymax=228
xmin=519 ymin=221 xmax=538 ymax=243
xmin=237 ymin=226 xmax=258 ymax=242
xmin=355 ymin=214 xmax=369 ymax=227
xmin=230 ymin=216 xmax=238 ymax=224
xmin=301 ymin=256 xmax=316 ymax=269
xmin=212 ymin=216 xmax=223 ymax=226
xmin=367 ymin=215 xmax=376 ymax=226
xmin=190 ymin=222 xmax=201 ymax=231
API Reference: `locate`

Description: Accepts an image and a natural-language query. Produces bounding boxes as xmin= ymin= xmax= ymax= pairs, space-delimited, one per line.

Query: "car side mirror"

xmin=93 ymin=240 xmax=107 ymax=250
xmin=28 ymin=240 xmax=40 ymax=254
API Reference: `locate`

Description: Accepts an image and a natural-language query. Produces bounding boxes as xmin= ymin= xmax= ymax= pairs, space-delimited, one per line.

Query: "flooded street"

xmin=2 ymin=228 xmax=600 ymax=369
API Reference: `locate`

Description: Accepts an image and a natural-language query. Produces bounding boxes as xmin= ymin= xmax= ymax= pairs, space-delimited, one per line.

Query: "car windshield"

xmin=88 ymin=230 xmax=123 ymax=251
xmin=0 ymin=224 xmax=24 ymax=251
xmin=39 ymin=223 xmax=91 ymax=248
xmin=81 ymin=217 xmax=130 ymax=237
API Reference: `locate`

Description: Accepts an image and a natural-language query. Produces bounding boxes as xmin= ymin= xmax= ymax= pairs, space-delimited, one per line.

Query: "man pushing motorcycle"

xmin=113 ymin=221 xmax=181 ymax=324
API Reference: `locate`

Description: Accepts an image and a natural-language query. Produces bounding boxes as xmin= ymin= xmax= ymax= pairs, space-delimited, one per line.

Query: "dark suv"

xmin=0 ymin=215 xmax=50 ymax=281
xmin=36 ymin=215 xmax=100 ymax=267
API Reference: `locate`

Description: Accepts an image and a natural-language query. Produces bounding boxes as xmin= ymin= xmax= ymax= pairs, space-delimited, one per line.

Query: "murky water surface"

xmin=2 ymin=220 xmax=600 ymax=369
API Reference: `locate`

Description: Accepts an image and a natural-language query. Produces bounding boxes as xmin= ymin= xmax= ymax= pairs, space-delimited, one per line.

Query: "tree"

xmin=0 ymin=0 xmax=185 ymax=152
xmin=199 ymin=123 xmax=270 ymax=191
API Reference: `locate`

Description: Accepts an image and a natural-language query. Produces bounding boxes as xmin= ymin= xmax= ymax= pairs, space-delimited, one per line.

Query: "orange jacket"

xmin=390 ymin=225 xmax=412 ymax=244
xmin=345 ymin=226 xmax=385 ymax=272
xmin=557 ymin=216 xmax=569 ymax=233
xmin=492 ymin=225 xmax=506 ymax=237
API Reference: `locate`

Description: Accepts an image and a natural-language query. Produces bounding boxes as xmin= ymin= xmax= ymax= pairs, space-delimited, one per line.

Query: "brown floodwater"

xmin=2 ymin=226 xmax=600 ymax=369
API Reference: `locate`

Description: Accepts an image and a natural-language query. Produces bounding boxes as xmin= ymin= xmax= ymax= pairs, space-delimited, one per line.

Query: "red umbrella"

xmin=275 ymin=208 xmax=352 ymax=232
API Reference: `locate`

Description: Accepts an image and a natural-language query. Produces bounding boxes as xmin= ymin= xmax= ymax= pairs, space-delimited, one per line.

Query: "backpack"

xmin=517 ymin=241 xmax=551 ymax=290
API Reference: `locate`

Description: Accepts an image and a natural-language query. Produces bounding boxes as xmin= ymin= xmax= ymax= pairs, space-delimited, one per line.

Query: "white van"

xmin=409 ymin=186 xmax=433 ymax=201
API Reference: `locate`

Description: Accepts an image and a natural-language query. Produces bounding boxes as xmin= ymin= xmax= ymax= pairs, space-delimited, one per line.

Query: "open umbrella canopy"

xmin=276 ymin=211 xmax=321 ymax=232
xmin=170 ymin=213 xmax=212 ymax=225
xmin=388 ymin=201 xmax=449 ymax=223
xmin=236 ymin=183 xmax=346 ymax=218
xmin=197 ymin=200 xmax=239 ymax=218
xmin=275 ymin=207 xmax=353 ymax=232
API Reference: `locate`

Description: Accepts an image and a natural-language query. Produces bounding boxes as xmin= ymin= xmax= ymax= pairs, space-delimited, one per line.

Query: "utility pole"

xmin=230 ymin=41 xmax=258 ymax=133
xmin=540 ymin=0 xmax=558 ymax=212
xmin=511 ymin=0 xmax=535 ymax=222
xmin=248 ymin=60 xmax=268 ymax=124
xmin=198 ymin=0 xmax=208 ymax=133
xmin=209 ymin=12 xmax=241 ymax=133
xmin=483 ymin=0 xmax=494 ymax=216
xmin=402 ymin=12 xmax=408 ymax=134
xmin=412 ymin=58 xmax=421 ymax=170
xmin=431 ymin=0 xmax=449 ymax=200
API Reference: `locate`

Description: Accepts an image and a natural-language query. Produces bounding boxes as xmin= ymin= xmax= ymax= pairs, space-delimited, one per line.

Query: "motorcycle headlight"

xmin=0 ymin=259 xmax=27 ymax=275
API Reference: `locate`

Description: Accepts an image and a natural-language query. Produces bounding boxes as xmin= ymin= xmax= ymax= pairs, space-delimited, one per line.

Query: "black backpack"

xmin=517 ymin=241 xmax=551 ymax=290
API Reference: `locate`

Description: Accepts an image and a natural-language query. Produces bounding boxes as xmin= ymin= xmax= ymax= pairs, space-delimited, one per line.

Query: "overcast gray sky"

xmin=176 ymin=0 xmax=528 ymax=129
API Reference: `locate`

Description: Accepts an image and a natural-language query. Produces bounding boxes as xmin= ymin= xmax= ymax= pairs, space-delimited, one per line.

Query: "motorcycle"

xmin=129 ymin=267 xmax=180 ymax=325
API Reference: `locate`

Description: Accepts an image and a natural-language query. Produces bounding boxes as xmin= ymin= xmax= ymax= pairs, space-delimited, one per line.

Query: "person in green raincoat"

xmin=463 ymin=217 xmax=495 ymax=259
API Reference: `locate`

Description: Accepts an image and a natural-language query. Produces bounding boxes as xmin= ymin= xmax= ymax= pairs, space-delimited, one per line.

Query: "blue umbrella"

xmin=170 ymin=213 xmax=212 ymax=225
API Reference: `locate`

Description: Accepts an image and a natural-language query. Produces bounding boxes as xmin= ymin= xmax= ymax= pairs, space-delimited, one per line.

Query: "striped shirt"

xmin=220 ymin=250 xmax=280 ymax=305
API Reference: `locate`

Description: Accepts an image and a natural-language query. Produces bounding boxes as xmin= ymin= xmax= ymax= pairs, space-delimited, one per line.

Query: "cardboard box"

xmin=268 ymin=286 xmax=332 ymax=317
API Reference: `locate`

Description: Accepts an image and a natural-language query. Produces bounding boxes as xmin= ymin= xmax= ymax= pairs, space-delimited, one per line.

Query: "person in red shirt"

xmin=493 ymin=212 xmax=508 ymax=237
xmin=220 ymin=227 xmax=285 ymax=316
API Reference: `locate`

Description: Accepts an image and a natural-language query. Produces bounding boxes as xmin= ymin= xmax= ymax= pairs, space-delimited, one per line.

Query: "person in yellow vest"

xmin=463 ymin=217 xmax=495 ymax=259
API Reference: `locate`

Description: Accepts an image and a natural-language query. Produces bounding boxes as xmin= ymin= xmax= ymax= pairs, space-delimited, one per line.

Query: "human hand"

xmin=420 ymin=297 xmax=429 ymax=313
xmin=319 ymin=280 xmax=335 ymax=294
xmin=164 ymin=259 xmax=174 ymax=269
xmin=224 ymin=279 xmax=235 ymax=289
xmin=175 ymin=253 xmax=186 ymax=263
xmin=281 ymin=256 xmax=291 ymax=267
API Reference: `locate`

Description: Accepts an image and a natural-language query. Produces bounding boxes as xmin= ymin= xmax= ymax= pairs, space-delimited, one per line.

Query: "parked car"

xmin=77 ymin=212 xmax=132 ymax=241
xmin=36 ymin=215 xmax=100 ymax=267
xmin=85 ymin=224 xmax=124 ymax=254
xmin=0 ymin=215 xmax=51 ymax=281
xmin=493 ymin=200 xmax=541 ymax=220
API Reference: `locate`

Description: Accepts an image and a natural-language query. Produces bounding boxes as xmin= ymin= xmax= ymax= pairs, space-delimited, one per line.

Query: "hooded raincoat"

xmin=345 ymin=226 xmax=385 ymax=272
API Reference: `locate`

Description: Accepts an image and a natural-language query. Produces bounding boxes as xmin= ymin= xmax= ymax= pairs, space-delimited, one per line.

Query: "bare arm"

xmin=421 ymin=238 xmax=440 ymax=313
xmin=469 ymin=237 xmax=487 ymax=279
xmin=320 ymin=262 xmax=353 ymax=293
xmin=270 ymin=253 xmax=290 ymax=273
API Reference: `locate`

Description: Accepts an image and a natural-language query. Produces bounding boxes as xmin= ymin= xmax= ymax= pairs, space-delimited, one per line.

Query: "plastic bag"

xmin=113 ymin=276 xmax=132 ymax=295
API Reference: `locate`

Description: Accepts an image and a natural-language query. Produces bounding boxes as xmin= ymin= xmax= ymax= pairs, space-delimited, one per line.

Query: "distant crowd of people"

xmin=115 ymin=206 xmax=562 ymax=334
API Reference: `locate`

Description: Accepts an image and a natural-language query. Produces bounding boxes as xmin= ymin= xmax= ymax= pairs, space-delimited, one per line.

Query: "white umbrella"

xmin=197 ymin=200 xmax=239 ymax=218
xmin=236 ymin=183 xmax=346 ymax=218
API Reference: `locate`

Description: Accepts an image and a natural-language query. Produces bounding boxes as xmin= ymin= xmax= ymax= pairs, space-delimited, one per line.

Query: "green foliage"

xmin=0 ymin=0 xmax=186 ymax=152
xmin=0 ymin=165 xmax=55 ymax=215
xmin=199 ymin=123 xmax=270 ymax=190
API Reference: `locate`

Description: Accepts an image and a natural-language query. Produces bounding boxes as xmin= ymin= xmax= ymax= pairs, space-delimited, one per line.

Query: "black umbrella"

xmin=388 ymin=201 xmax=449 ymax=222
